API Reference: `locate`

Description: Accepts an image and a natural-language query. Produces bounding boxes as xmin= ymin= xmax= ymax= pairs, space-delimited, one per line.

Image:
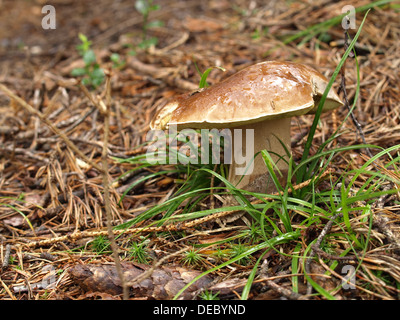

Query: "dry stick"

xmin=305 ymin=211 xmax=343 ymax=295
xmin=128 ymin=57 xmax=198 ymax=91
xmin=340 ymin=31 xmax=373 ymax=159
xmin=0 ymin=278 xmax=16 ymax=300
xmin=247 ymin=168 xmax=334 ymax=206
xmin=264 ymin=278 xmax=307 ymax=300
xmin=371 ymin=185 xmax=400 ymax=252
xmin=22 ymin=168 xmax=334 ymax=248
xmin=311 ymin=246 xmax=358 ymax=262
xmin=101 ymin=70 xmax=128 ymax=300
xmin=0 ymin=83 xmax=102 ymax=172
xmin=23 ymin=224 xmax=180 ymax=248
xmin=78 ymin=82 xmax=106 ymax=114
xmin=1 ymin=244 xmax=11 ymax=271
xmin=0 ymin=145 xmax=49 ymax=163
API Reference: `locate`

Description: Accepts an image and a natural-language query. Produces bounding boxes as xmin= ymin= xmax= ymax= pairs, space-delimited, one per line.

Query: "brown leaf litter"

xmin=0 ymin=0 xmax=400 ymax=300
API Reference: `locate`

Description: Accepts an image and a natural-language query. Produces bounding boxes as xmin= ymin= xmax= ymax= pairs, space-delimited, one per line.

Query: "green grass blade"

xmin=297 ymin=10 xmax=371 ymax=183
xmin=241 ymin=254 xmax=264 ymax=300
xmin=291 ymin=242 xmax=302 ymax=293
xmin=199 ymin=66 xmax=226 ymax=88
xmin=173 ymin=231 xmax=300 ymax=300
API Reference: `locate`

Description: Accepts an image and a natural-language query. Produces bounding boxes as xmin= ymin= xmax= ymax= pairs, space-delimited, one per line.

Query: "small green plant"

xmin=90 ymin=235 xmax=110 ymax=253
xmin=181 ymin=248 xmax=204 ymax=267
xmin=14 ymin=264 xmax=22 ymax=271
xmin=40 ymin=291 xmax=51 ymax=300
xmin=229 ymin=242 xmax=253 ymax=266
xmin=320 ymin=239 xmax=338 ymax=256
xmin=110 ymin=53 xmax=125 ymax=69
xmin=246 ymin=222 xmax=264 ymax=243
xmin=193 ymin=61 xmax=226 ymax=89
xmin=251 ymin=27 xmax=269 ymax=40
xmin=8 ymin=255 xmax=16 ymax=265
xmin=71 ymin=33 xmax=105 ymax=88
xmin=129 ymin=0 xmax=163 ymax=54
xmin=129 ymin=241 xmax=151 ymax=264
xmin=212 ymin=247 xmax=228 ymax=262
xmin=199 ymin=289 xmax=220 ymax=300
xmin=198 ymin=66 xmax=226 ymax=89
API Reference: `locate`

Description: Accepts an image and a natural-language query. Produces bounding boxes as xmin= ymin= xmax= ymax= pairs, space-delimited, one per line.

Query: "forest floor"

xmin=0 ymin=0 xmax=400 ymax=300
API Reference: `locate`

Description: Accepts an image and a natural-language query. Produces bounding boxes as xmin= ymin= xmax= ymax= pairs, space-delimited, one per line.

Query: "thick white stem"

xmin=228 ymin=118 xmax=291 ymax=194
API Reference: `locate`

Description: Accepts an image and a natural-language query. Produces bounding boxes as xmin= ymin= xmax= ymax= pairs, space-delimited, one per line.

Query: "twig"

xmin=78 ymin=82 xmax=106 ymax=114
xmin=100 ymin=70 xmax=128 ymax=300
xmin=371 ymin=185 xmax=400 ymax=253
xmin=128 ymin=57 xmax=198 ymax=91
xmin=264 ymin=279 xmax=307 ymax=300
xmin=64 ymin=107 xmax=96 ymax=133
xmin=0 ymin=145 xmax=49 ymax=163
xmin=0 ymin=125 xmax=19 ymax=135
xmin=0 ymin=278 xmax=16 ymax=300
xmin=21 ymin=223 xmax=183 ymax=248
xmin=305 ymin=211 xmax=343 ymax=295
xmin=151 ymin=32 xmax=189 ymax=54
xmin=339 ymin=31 xmax=373 ymax=158
xmin=1 ymin=244 xmax=11 ymax=272
xmin=258 ymin=260 xmax=308 ymax=300
xmin=311 ymin=246 xmax=358 ymax=262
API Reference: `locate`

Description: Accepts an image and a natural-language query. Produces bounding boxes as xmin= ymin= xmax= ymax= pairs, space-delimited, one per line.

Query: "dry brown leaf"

xmin=68 ymin=262 xmax=213 ymax=300
xmin=3 ymin=214 xmax=25 ymax=227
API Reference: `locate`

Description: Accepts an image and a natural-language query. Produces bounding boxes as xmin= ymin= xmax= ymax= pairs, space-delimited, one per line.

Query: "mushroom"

xmin=150 ymin=61 xmax=343 ymax=194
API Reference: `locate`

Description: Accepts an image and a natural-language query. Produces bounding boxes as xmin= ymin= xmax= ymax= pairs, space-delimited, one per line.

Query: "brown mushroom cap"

xmin=151 ymin=61 xmax=343 ymax=130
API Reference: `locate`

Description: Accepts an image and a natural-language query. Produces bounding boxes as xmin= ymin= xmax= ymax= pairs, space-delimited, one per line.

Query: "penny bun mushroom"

xmin=150 ymin=61 xmax=343 ymax=194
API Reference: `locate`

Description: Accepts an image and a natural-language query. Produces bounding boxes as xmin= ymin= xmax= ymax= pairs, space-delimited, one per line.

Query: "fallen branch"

xmin=128 ymin=57 xmax=198 ymax=91
xmin=1 ymin=244 xmax=11 ymax=272
xmin=339 ymin=30 xmax=373 ymax=158
xmin=100 ymin=70 xmax=128 ymax=300
xmin=305 ymin=211 xmax=343 ymax=295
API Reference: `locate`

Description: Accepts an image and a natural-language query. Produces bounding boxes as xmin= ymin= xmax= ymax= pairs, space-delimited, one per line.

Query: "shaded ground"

xmin=0 ymin=0 xmax=399 ymax=300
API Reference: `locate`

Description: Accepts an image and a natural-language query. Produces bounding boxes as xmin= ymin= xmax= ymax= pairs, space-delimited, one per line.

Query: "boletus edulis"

xmin=150 ymin=61 xmax=343 ymax=194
